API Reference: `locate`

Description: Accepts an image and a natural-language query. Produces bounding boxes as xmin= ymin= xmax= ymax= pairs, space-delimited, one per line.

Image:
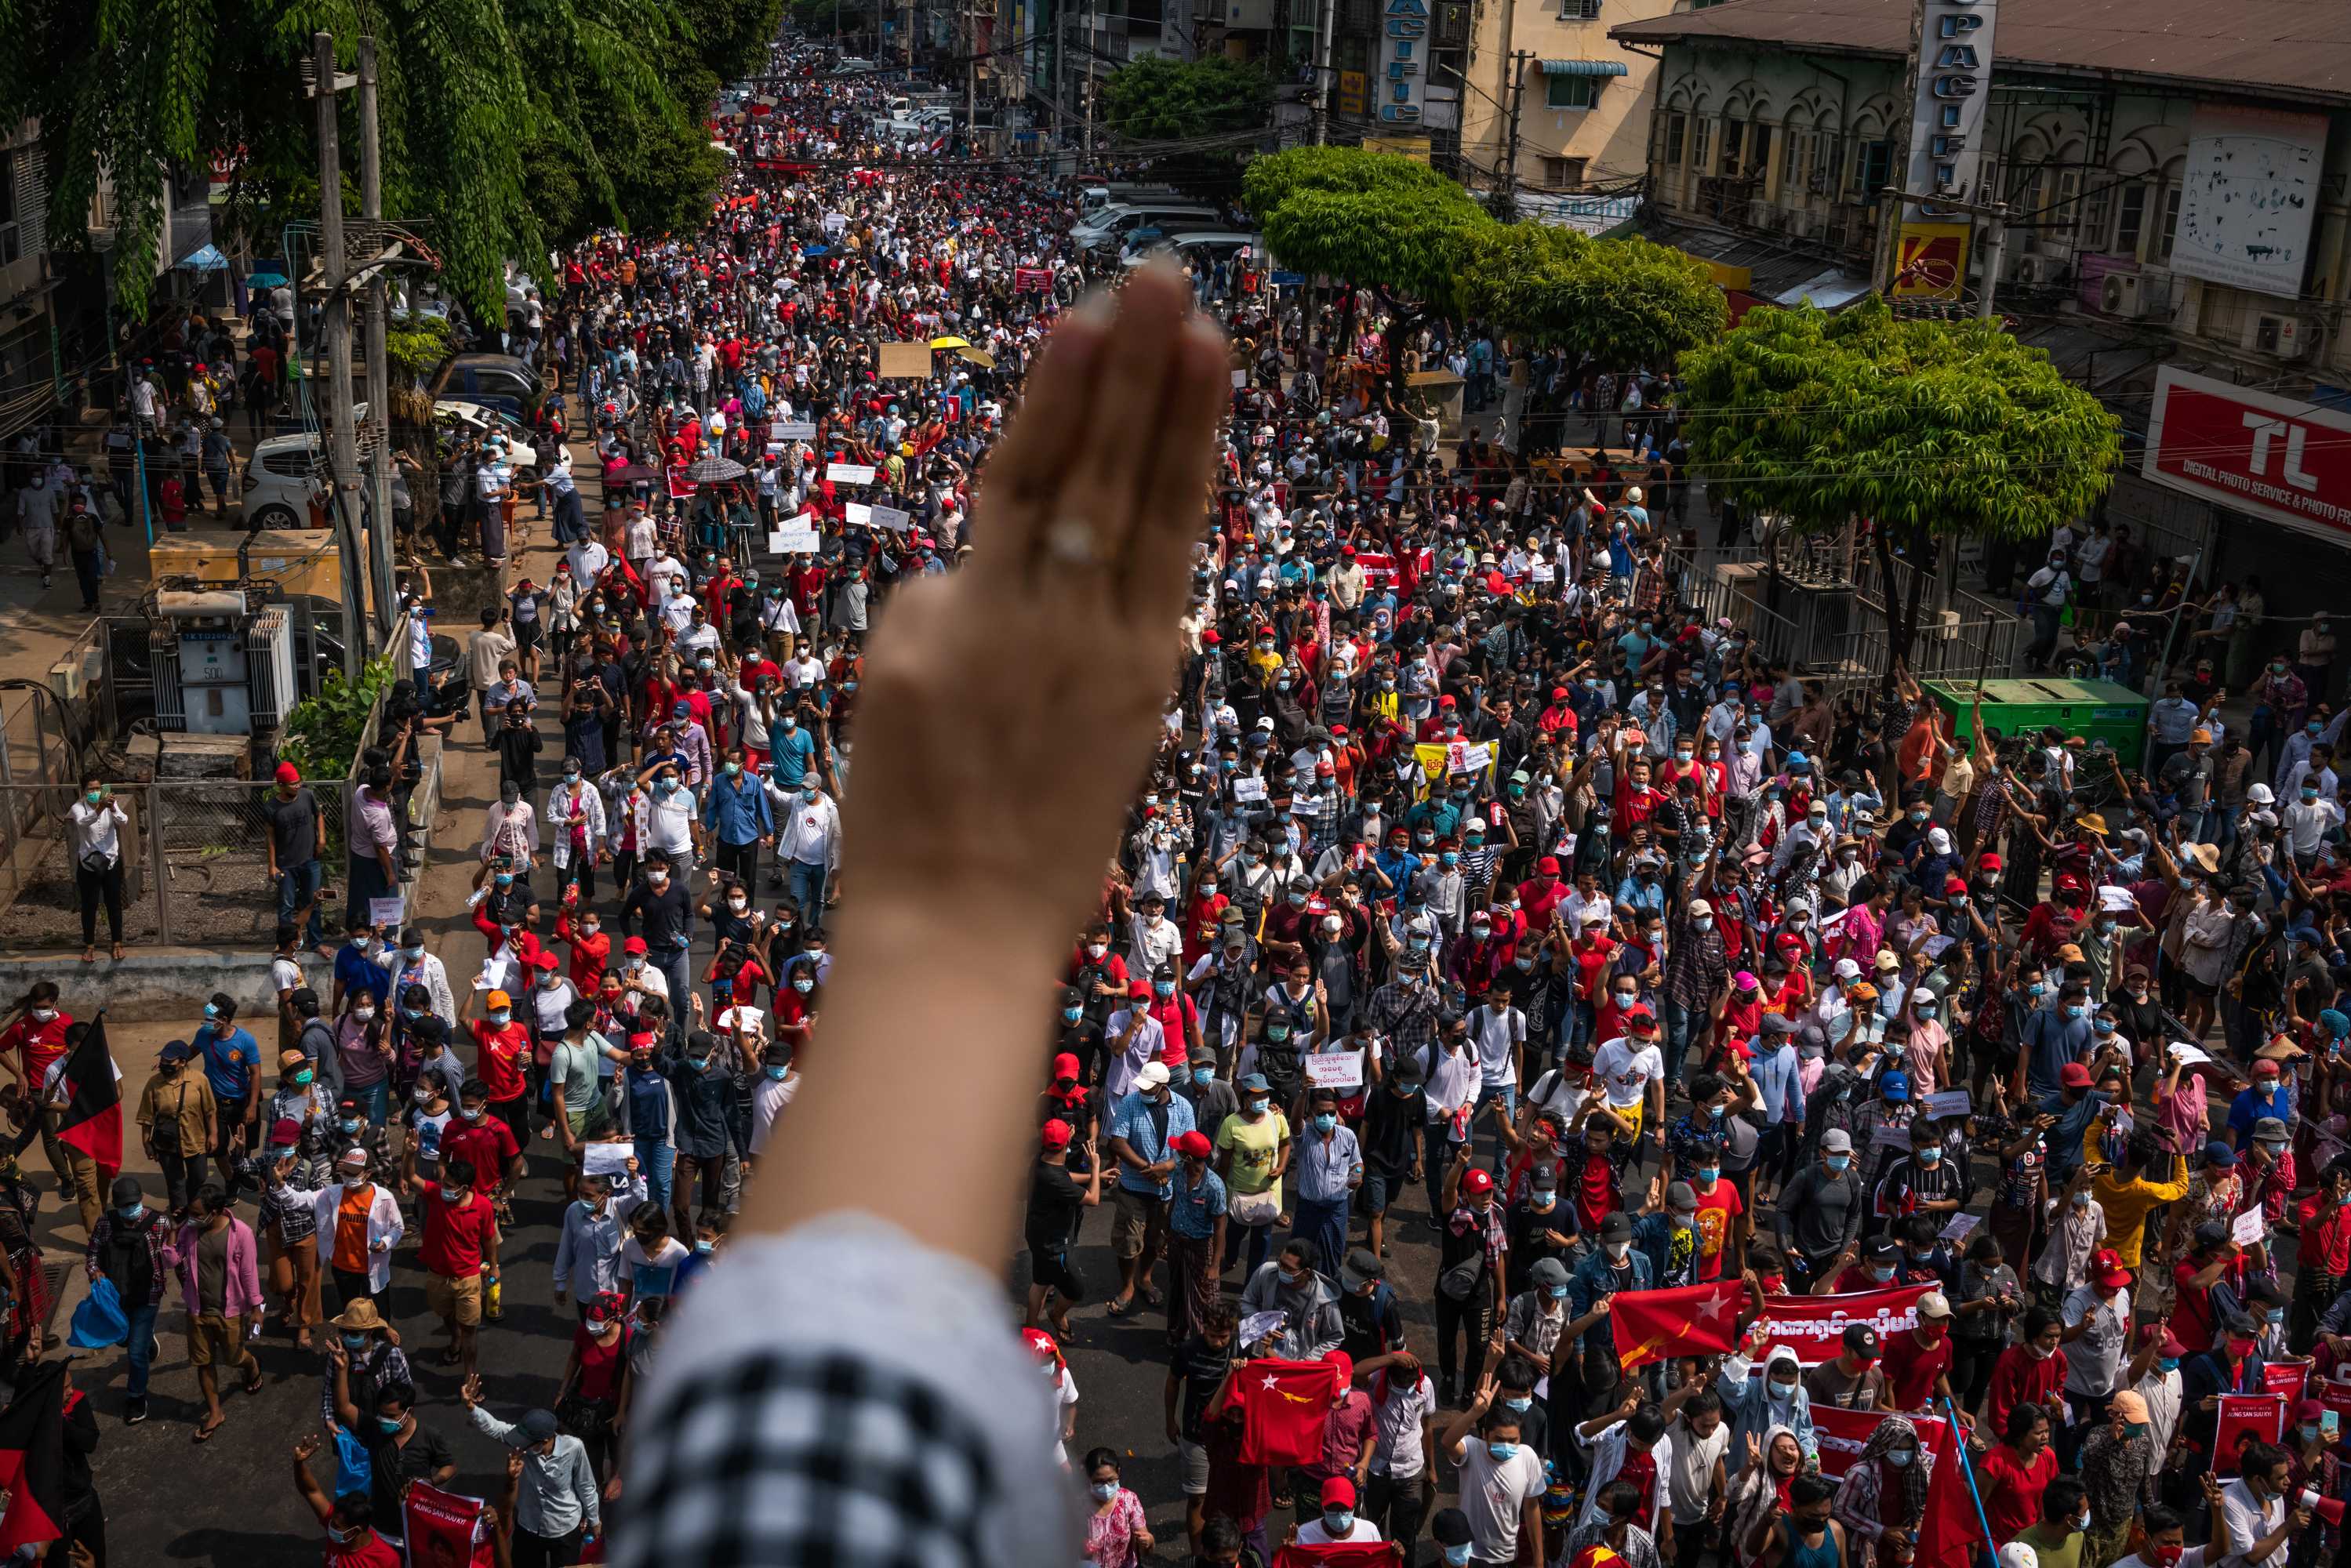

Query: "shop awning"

xmin=1538 ymin=59 xmax=1629 ymax=77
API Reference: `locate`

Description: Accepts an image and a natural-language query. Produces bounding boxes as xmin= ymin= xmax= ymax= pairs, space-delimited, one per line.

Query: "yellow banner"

xmin=1892 ymin=222 xmax=1970 ymax=300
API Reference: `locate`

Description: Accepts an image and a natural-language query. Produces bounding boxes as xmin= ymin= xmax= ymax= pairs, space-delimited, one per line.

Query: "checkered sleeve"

xmin=611 ymin=1214 xmax=1080 ymax=1568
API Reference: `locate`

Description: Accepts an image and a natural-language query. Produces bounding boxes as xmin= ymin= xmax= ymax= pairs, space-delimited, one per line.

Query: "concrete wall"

xmin=1461 ymin=0 xmax=1656 ymax=191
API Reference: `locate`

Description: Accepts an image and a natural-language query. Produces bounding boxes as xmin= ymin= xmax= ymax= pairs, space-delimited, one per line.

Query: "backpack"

xmin=1257 ymin=1036 xmax=1303 ymax=1109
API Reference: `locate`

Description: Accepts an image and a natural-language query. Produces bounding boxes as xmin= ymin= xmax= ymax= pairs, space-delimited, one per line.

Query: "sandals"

xmin=242 ymin=1366 xmax=264 ymax=1396
xmin=194 ymin=1416 xmax=223 ymax=1443
xmin=1106 ymin=1296 xmax=1137 ymax=1319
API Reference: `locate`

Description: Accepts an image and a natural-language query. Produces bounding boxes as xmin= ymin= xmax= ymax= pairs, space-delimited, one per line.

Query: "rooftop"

xmin=1610 ymin=0 xmax=2351 ymax=106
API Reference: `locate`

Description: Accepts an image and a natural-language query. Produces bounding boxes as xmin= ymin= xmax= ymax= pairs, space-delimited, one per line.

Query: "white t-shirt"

xmin=1591 ymin=1036 xmax=1664 ymax=1110
xmin=1662 ymin=1421 xmax=1732 ymax=1526
xmin=1297 ymin=1517 xmax=1383 ymax=1544
xmin=1455 ymin=1439 xmax=1546 ymax=1562
xmin=271 ymin=956 xmax=306 ymax=998
xmin=1470 ymin=1005 xmax=1525 ymax=1088
xmin=750 ymin=1070 xmax=798 ymax=1155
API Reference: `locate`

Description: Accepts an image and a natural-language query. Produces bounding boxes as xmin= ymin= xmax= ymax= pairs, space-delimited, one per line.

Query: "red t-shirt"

xmin=416 ymin=1182 xmax=499 ymax=1279
xmin=440 ymin=1116 xmax=521 ymax=1192
xmin=1881 ymin=1327 xmax=1954 ymax=1411
xmin=1974 ymin=1443 xmax=2058 ymax=1543
xmin=1985 ymin=1344 xmax=2069 ymax=1439
xmin=1691 ymin=1178 xmax=1743 ymax=1279
xmin=472 ymin=1021 xmax=532 ymax=1102
xmin=1517 ymin=877 xmax=1569 ymax=928
xmin=1224 ymin=1359 xmax=1339 ymax=1468
xmin=325 ymin=1529 xmax=405 ymax=1567
xmin=0 ymin=1014 xmax=71 ymax=1084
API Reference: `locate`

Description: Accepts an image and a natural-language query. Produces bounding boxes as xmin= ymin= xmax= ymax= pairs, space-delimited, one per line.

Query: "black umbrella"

xmin=610 ymin=463 xmax=662 ymax=483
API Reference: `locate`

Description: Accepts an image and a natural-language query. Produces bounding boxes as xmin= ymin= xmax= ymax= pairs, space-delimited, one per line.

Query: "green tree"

xmin=1459 ymin=225 xmax=1725 ymax=379
xmin=1099 ymin=56 xmax=1273 ymax=144
xmin=1243 ymin=145 xmax=1491 ymax=383
xmin=1677 ymin=296 xmax=2123 ymax=690
xmin=0 ymin=0 xmax=779 ymax=321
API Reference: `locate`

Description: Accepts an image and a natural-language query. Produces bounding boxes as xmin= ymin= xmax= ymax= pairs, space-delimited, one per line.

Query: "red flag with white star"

xmin=1222 ymin=1358 xmax=1341 ymax=1468
xmin=1610 ymin=1278 xmax=1746 ymax=1370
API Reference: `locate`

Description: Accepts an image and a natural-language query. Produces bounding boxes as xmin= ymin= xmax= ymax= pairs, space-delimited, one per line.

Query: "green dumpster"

xmin=1921 ymin=677 xmax=2151 ymax=770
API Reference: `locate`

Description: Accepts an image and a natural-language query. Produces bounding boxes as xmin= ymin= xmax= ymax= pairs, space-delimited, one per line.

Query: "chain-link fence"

xmin=0 ymin=779 xmax=349 ymax=950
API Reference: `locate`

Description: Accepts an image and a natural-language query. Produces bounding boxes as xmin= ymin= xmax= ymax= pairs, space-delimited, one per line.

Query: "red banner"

xmin=1014 ymin=266 xmax=1054 ymax=293
xmin=1613 ymin=1279 xmax=1746 ymax=1370
xmin=1811 ymin=1405 xmax=1952 ymax=1481
xmin=2145 ymin=366 xmax=2351 ymax=545
xmin=1756 ymin=1285 xmax=1935 ymax=1366
xmin=1916 ymin=1414 xmax=1993 ymax=1568
xmin=2215 ymin=1394 xmax=2287 ymax=1476
xmin=2265 ymin=1361 xmax=2311 ymax=1409
xmin=402 ymin=1479 xmax=492 ymax=1565
xmin=1274 ymin=1546 xmax=1404 ymax=1567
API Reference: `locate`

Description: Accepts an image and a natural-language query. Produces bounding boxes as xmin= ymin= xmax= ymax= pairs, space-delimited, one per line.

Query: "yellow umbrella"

xmin=928 ymin=335 xmax=970 ymax=350
xmin=957 ymin=346 xmax=996 ymax=368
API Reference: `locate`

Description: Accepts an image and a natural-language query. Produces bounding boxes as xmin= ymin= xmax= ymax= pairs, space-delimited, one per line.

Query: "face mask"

xmin=1868 ymin=1265 xmax=1895 ymax=1283
xmin=460 ymin=1106 xmax=484 ymax=1122
xmin=341 ymin=1333 xmax=369 ymax=1351
xmin=1312 ymin=1112 xmax=1337 ymax=1134
xmin=2071 ymin=1190 xmax=2092 ymax=1208
xmin=1770 ymin=1378 xmax=1798 ymax=1398
xmin=1090 ymin=1481 xmax=1118 ymax=1502
xmin=1448 ymin=1548 xmax=1474 ymax=1567
xmin=489 ymin=1011 xmax=511 ymax=1028
xmin=293 ymin=1070 xmax=315 ymax=1087
xmin=1488 ymin=1441 xmax=1521 ymax=1461
xmin=116 ymin=1202 xmax=144 ymax=1221
xmin=1918 ymin=1148 xmax=1942 ymax=1167
xmin=1062 ymin=1007 xmax=1082 ymax=1024
xmin=1698 ymin=1167 xmax=1720 ymax=1185
xmin=405 ymin=945 xmax=424 ymax=961
xmin=1245 ymin=1098 xmax=1269 ymax=1117
xmin=1827 ymin=1154 xmax=1851 ymax=1173
xmin=1886 ymin=1449 xmax=1913 ymax=1468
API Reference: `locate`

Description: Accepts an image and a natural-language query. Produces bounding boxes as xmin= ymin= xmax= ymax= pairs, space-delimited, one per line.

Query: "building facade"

xmin=1608 ymin=0 xmax=2351 ymax=647
xmin=1455 ymin=0 xmax=1654 ymax=194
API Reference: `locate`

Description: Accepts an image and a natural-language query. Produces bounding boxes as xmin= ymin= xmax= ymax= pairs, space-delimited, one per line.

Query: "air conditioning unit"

xmin=2013 ymin=254 xmax=2067 ymax=286
xmin=1785 ymin=210 xmax=1816 ymax=239
xmin=2247 ymin=313 xmax=2310 ymax=361
xmin=2099 ymin=270 xmax=2150 ymax=318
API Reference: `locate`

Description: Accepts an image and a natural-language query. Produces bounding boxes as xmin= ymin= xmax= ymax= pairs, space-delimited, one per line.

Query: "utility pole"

xmin=1310 ymin=0 xmax=1338 ymax=144
xmin=312 ymin=31 xmax=366 ymax=679
xmin=1499 ymin=52 xmax=1532 ymax=214
xmin=358 ymin=37 xmax=395 ymax=648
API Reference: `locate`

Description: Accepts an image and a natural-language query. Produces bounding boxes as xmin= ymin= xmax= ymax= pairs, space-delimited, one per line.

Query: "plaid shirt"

xmin=1660 ymin=906 xmax=1728 ymax=1011
xmin=1367 ymin=975 xmax=1442 ymax=1059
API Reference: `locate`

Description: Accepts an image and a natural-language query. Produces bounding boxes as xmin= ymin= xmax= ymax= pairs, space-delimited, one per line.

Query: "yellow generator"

xmin=148 ymin=527 xmax=347 ymax=607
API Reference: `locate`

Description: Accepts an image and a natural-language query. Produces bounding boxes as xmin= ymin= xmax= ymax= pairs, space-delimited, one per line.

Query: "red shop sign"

xmin=2144 ymin=365 xmax=2351 ymax=543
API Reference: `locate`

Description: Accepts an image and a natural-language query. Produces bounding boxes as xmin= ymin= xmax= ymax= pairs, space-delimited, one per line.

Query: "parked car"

xmin=1122 ymin=230 xmax=1263 ymax=270
xmin=425 ymin=353 xmax=543 ymax=424
xmin=1072 ymin=203 xmax=1223 ymax=250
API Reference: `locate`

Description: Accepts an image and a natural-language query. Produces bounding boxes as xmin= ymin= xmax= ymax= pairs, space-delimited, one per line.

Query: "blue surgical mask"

xmin=1504 ymin=1396 xmax=1532 ymax=1413
xmin=1194 ymin=1067 xmax=1215 ymax=1087
xmin=1090 ymin=1480 xmax=1118 ymax=1502
xmin=1062 ymin=1007 xmax=1082 ymax=1023
xmin=766 ymin=1065 xmax=790 ymax=1081
xmin=1314 ymin=1113 xmax=1337 ymax=1134
xmin=376 ymin=1415 xmax=404 ymax=1434
xmin=1918 ymin=1147 xmax=1942 ymax=1167
xmin=1488 ymin=1441 xmax=1521 ymax=1461
xmin=1324 ymin=1510 xmax=1356 ymax=1535
xmin=1448 ymin=1548 xmax=1474 ymax=1567
xmin=2158 ymin=1356 xmax=2181 ymax=1373
xmin=1827 ymin=1155 xmax=1851 ymax=1173
xmin=341 ymin=1333 xmax=368 ymax=1351
xmin=1885 ymin=1449 xmax=1913 ymax=1468
xmin=2066 ymin=1004 xmax=2085 ymax=1020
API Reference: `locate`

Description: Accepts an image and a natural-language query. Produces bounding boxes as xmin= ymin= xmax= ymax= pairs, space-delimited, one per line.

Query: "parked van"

xmin=1072 ymin=202 xmax=1223 ymax=249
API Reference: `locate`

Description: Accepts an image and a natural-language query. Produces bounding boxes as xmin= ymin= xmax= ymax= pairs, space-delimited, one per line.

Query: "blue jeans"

xmin=347 ymin=1078 xmax=390 ymax=1127
xmin=656 ymin=947 xmax=693 ymax=1021
xmin=788 ymin=860 xmax=829 ymax=933
xmin=277 ymin=858 xmax=325 ymax=947
xmin=636 ymin=1139 xmax=675 ymax=1215
xmin=1661 ymin=998 xmax=1702 ymax=1091
xmin=125 ymin=1303 xmax=159 ymax=1398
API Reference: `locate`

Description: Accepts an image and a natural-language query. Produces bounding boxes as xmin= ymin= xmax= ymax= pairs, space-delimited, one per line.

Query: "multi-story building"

xmin=1454 ymin=0 xmax=1652 ymax=196
xmin=1606 ymin=0 xmax=2351 ymax=631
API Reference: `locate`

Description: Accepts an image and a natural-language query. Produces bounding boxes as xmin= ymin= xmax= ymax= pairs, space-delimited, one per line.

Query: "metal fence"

xmin=0 ymin=780 xmax=349 ymax=951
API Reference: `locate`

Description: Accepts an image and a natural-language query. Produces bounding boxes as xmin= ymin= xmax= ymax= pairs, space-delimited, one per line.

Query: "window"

xmin=1430 ymin=45 xmax=1465 ymax=89
xmin=0 ymin=151 xmax=19 ymax=267
xmin=2159 ymin=183 xmax=2182 ymax=262
xmin=1543 ymin=156 xmax=1589 ymax=189
xmin=1749 ymin=124 xmax=1773 ymax=180
xmin=1689 ymin=116 xmax=1713 ymax=174
xmin=1782 ymin=129 xmax=1803 ymax=187
xmin=1720 ymin=118 xmax=1743 ymax=172
xmin=2113 ymin=181 xmax=2149 ymax=256
xmin=1821 ymin=134 xmax=1846 ymax=195
xmin=1559 ymin=0 xmax=1601 ymax=16
xmin=1858 ymin=139 xmax=1892 ymax=197
xmin=1663 ymin=113 xmax=1686 ymax=168
xmin=1546 ymin=73 xmax=1601 ymax=110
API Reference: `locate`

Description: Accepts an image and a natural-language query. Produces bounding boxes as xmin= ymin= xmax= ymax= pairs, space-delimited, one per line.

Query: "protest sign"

xmin=2215 ymin=1395 xmax=2286 ymax=1475
xmin=845 ymin=503 xmax=873 ymax=526
xmin=826 ymin=462 xmax=877 ymax=485
xmin=1232 ymin=777 xmax=1267 ymax=803
xmin=368 ymin=896 xmax=405 ymax=928
xmin=869 ymin=504 xmax=912 ymax=532
xmin=583 ymin=1143 xmax=634 ymax=1178
xmin=402 ymin=1479 xmax=488 ymax=1566
xmin=878 ymin=340 xmax=934 ymax=379
xmin=773 ymin=420 xmax=817 ymax=441
xmin=1755 ymin=1285 xmax=1934 ymax=1365
xmin=1813 ymin=1405 xmax=1950 ymax=1480
xmin=772 ymin=527 xmax=821 ymax=554
xmin=1924 ymin=1090 xmax=1971 ymax=1119
xmin=2231 ymin=1205 xmax=2267 ymax=1248
xmin=1305 ymin=1051 xmax=1365 ymax=1089
xmin=2264 ymin=1361 xmax=2310 ymax=1408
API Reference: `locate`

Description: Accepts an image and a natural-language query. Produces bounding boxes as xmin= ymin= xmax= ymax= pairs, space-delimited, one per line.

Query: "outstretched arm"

xmin=736 ymin=263 xmax=1230 ymax=1269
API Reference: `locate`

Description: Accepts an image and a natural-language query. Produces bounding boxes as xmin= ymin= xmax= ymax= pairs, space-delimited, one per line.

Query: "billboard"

xmin=2143 ymin=365 xmax=2351 ymax=543
xmin=1903 ymin=0 xmax=2000 ymax=217
xmin=2172 ymin=104 xmax=2324 ymax=299
xmin=1891 ymin=221 xmax=1971 ymax=299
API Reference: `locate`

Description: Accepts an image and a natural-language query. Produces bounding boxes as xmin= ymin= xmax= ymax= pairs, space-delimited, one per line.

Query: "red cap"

xmin=1174 ymin=1129 xmax=1214 ymax=1158
xmin=2255 ymin=1058 xmax=2282 ymax=1078
xmin=1978 ymin=853 xmax=2003 ymax=871
xmin=2060 ymin=1062 xmax=2095 ymax=1088
xmin=532 ymin=951 xmax=559 ymax=971
xmin=1537 ymin=856 xmax=1561 ymax=877
xmin=1627 ymin=1008 xmax=1659 ymax=1034
xmin=2091 ymin=1248 xmax=2132 ymax=1290
xmin=1463 ymin=1167 xmax=1494 ymax=1194
xmin=1128 ymin=978 xmax=1153 ymax=999
xmin=1320 ymin=1475 xmax=1357 ymax=1508
xmin=1340 ymin=545 xmax=1357 ymax=558
xmin=1021 ymin=1327 xmax=1059 ymax=1363
xmin=274 ymin=761 xmax=301 ymax=784
xmin=1041 ymin=1119 xmax=1074 ymax=1150
xmin=1201 ymin=630 xmax=1220 ymax=646
xmin=1052 ymin=1051 xmax=1081 ymax=1082
xmin=623 ymin=935 xmax=650 ymax=954
xmin=1439 ymin=695 xmax=1457 ymax=707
